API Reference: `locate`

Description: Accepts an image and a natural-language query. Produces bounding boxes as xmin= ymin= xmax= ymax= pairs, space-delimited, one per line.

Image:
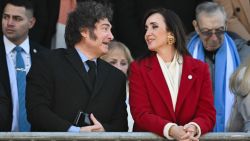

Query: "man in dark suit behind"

xmin=0 ymin=82 xmax=10 ymax=131
xmin=0 ymin=0 xmax=47 ymax=131
xmin=26 ymin=0 xmax=128 ymax=132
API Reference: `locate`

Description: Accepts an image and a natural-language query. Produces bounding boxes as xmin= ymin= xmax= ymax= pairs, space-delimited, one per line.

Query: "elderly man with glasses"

xmin=187 ymin=2 xmax=250 ymax=132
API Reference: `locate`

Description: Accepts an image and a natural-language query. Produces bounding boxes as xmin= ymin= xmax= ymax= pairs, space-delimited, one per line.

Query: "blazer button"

xmin=188 ymin=75 xmax=192 ymax=80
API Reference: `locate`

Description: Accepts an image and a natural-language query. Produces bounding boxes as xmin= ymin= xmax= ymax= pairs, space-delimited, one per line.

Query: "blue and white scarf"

xmin=187 ymin=33 xmax=240 ymax=132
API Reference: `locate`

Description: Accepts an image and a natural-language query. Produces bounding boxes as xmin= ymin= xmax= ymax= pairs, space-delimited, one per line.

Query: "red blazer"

xmin=129 ymin=54 xmax=215 ymax=136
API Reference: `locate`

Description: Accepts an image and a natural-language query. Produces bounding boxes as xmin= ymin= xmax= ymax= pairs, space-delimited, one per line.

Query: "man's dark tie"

xmin=15 ymin=46 xmax=30 ymax=131
xmin=86 ymin=60 xmax=96 ymax=89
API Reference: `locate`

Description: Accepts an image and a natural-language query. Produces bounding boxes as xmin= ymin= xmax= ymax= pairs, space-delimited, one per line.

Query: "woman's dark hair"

xmin=65 ymin=0 xmax=113 ymax=48
xmin=139 ymin=8 xmax=190 ymax=60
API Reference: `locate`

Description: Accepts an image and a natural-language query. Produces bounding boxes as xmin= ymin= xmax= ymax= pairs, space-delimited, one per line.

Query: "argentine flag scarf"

xmin=187 ymin=33 xmax=240 ymax=132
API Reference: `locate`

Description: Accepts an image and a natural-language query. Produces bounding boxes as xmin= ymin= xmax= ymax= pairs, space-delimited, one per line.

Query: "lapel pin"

xmin=33 ymin=49 xmax=37 ymax=53
xmin=188 ymin=75 xmax=192 ymax=80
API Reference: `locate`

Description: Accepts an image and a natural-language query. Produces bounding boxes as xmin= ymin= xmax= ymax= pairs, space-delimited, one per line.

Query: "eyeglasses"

xmin=197 ymin=24 xmax=226 ymax=38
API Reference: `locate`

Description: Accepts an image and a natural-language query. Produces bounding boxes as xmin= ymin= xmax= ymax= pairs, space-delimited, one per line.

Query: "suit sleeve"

xmin=191 ymin=63 xmax=216 ymax=134
xmin=0 ymin=82 xmax=11 ymax=131
xmin=214 ymin=0 xmax=250 ymax=40
xmin=129 ymin=61 xmax=170 ymax=136
xmin=102 ymin=74 xmax=128 ymax=131
xmin=26 ymin=53 xmax=71 ymax=131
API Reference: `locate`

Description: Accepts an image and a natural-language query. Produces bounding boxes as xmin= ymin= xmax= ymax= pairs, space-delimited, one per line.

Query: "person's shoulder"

xmin=99 ymin=58 xmax=121 ymax=73
xmin=184 ymin=56 xmax=210 ymax=78
xmin=132 ymin=53 xmax=155 ymax=66
xmin=99 ymin=59 xmax=126 ymax=78
xmin=184 ymin=55 xmax=208 ymax=68
xmin=227 ymin=32 xmax=250 ymax=62
xmin=29 ymin=41 xmax=48 ymax=52
xmin=226 ymin=31 xmax=248 ymax=49
xmin=51 ymin=48 xmax=67 ymax=54
xmin=187 ymin=31 xmax=197 ymax=42
xmin=34 ymin=48 xmax=67 ymax=61
xmin=29 ymin=40 xmax=68 ymax=54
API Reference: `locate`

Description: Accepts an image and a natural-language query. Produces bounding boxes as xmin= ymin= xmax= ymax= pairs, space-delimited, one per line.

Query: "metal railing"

xmin=0 ymin=132 xmax=250 ymax=141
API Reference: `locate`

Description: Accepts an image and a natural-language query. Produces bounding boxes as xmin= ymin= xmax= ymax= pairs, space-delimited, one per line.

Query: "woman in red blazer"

xmin=129 ymin=8 xmax=215 ymax=140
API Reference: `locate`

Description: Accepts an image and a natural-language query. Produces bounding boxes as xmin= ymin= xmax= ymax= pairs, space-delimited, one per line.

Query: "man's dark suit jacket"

xmin=0 ymin=82 xmax=9 ymax=131
xmin=26 ymin=48 xmax=128 ymax=131
xmin=0 ymin=38 xmax=46 ymax=131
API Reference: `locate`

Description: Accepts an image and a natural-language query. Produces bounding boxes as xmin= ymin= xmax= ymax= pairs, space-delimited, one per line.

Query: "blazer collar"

xmin=175 ymin=55 xmax=197 ymax=116
xmin=29 ymin=41 xmax=40 ymax=56
xmin=91 ymin=59 xmax=110 ymax=99
xmin=65 ymin=48 xmax=110 ymax=98
xmin=65 ymin=48 xmax=92 ymax=92
xmin=0 ymin=38 xmax=11 ymax=96
xmin=146 ymin=54 xmax=176 ymax=120
xmin=146 ymin=55 xmax=198 ymax=120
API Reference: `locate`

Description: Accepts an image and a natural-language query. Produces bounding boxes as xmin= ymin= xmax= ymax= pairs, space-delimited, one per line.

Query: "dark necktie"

xmin=86 ymin=60 xmax=96 ymax=89
xmin=15 ymin=46 xmax=30 ymax=131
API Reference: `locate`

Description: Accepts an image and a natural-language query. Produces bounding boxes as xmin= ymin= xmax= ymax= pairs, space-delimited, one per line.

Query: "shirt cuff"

xmin=68 ymin=125 xmax=81 ymax=132
xmin=163 ymin=123 xmax=177 ymax=140
xmin=187 ymin=122 xmax=201 ymax=138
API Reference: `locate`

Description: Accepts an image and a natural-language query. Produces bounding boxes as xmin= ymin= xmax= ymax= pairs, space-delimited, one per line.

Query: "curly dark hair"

xmin=65 ymin=0 xmax=113 ymax=48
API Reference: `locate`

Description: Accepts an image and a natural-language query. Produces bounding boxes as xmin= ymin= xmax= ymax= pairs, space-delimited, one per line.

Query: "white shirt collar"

xmin=75 ymin=48 xmax=97 ymax=63
xmin=3 ymin=36 xmax=30 ymax=54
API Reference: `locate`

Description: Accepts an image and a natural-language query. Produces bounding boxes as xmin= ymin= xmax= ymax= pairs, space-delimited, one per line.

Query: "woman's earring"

xmin=166 ymin=33 xmax=176 ymax=45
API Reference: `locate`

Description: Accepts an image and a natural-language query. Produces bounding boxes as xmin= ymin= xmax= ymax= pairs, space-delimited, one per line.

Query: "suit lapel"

xmin=91 ymin=59 xmax=110 ymax=99
xmin=175 ymin=56 xmax=197 ymax=116
xmin=29 ymin=42 xmax=40 ymax=59
xmin=0 ymin=39 xmax=11 ymax=97
xmin=65 ymin=48 xmax=92 ymax=91
xmin=239 ymin=0 xmax=250 ymax=24
xmin=146 ymin=55 xmax=176 ymax=120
